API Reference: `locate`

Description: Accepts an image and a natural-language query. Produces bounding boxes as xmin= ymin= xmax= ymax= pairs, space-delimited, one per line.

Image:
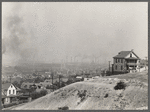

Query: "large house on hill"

xmin=112 ymin=50 xmax=140 ymax=73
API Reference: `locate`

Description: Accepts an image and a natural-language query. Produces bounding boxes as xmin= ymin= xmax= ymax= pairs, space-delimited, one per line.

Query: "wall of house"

xmin=113 ymin=58 xmax=126 ymax=72
xmin=7 ymin=84 xmax=16 ymax=96
xmin=4 ymin=98 xmax=10 ymax=104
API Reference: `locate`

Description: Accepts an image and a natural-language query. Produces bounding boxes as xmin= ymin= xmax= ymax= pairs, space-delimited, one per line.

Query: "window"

xmin=130 ymin=53 xmax=132 ymax=57
xmin=24 ymin=85 xmax=27 ymax=88
xmin=121 ymin=66 xmax=123 ymax=70
xmin=115 ymin=65 xmax=117 ymax=70
xmin=121 ymin=59 xmax=123 ymax=63
xmin=13 ymin=90 xmax=15 ymax=94
xmin=118 ymin=59 xmax=120 ymax=63
xmin=116 ymin=59 xmax=117 ymax=63
xmin=9 ymin=90 xmax=11 ymax=94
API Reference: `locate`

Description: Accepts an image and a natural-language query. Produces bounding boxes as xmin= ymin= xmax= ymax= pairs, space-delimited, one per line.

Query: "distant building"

xmin=112 ymin=50 xmax=140 ymax=73
xmin=39 ymin=79 xmax=52 ymax=87
xmin=21 ymin=82 xmax=46 ymax=92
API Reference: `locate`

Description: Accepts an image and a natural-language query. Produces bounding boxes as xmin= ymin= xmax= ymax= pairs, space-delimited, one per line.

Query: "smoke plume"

xmin=2 ymin=15 xmax=37 ymax=66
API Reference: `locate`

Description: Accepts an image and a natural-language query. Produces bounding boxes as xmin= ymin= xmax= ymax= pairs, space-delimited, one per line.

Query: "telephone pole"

xmin=109 ymin=61 xmax=111 ymax=72
xmin=59 ymin=75 xmax=61 ymax=89
xmin=9 ymin=75 xmax=12 ymax=83
xmin=51 ymin=72 xmax=54 ymax=91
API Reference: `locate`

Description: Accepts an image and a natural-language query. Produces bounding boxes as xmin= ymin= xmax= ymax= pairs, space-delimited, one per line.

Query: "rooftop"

xmin=113 ymin=51 xmax=140 ymax=59
xmin=2 ymin=83 xmax=11 ymax=90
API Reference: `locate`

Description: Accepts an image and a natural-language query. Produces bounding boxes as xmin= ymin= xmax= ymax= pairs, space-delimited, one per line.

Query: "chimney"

xmin=131 ymin=49 xmax=134 ymax=52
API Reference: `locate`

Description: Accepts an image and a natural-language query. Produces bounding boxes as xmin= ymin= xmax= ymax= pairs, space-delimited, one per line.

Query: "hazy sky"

xmin=2 ymin=2 xmax=148 ymax=65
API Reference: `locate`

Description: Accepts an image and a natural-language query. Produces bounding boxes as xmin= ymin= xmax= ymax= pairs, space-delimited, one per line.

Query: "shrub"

xmin=114 ymin=81 xmax=126 ymax=90
xmin=46 ymin=85 xmax=51 ymax=89
xmin=77 ymin=90 xmax=87 ymax=102
xmin=31 ymin=90 xmax=48 ymax=99
xmin=40 ymin=90 xmax=48 ymax=96
xmin=58 ymin=106 xmax=69 ymax=110
xmin=3 ymin=102 xmax=17 ymax=108
xmin=31 ymin=91 xmax=39 ymax=99
xmin=104 ymin=93 xmax=108 ymax=98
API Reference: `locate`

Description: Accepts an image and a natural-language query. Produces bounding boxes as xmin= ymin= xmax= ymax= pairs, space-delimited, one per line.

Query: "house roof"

xmin=2 ymin=83 xmax=12 ymax=90
xmin=2 ymin=83 xmax=21 ymax=91
xmin=13 ymin=85 xmax=21 ymax=91
xmin=113 ymin=51 xmax=140 ymax=59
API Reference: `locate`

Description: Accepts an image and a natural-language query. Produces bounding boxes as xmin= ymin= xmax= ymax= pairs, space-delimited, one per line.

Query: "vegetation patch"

xmin=31 ymin=90 xmax=48 ymax=99
xmin=104 ymin=93 xmax=108 ymax=98
xmin=77 ymin=90 xmax=87 ymax=102
xmin=114 ymin=81 xmax=126 ymax=90
xmin=58 ymin=106 xmax=69 ymax=110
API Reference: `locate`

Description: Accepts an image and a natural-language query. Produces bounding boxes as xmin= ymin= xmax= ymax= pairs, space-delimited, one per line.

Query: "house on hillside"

xmin=39 ymin=79 xmax=52 ymax=88
xmin=112 ymin=50 xmax=140 ymax=74
xmin=2 ymin=83 xmax=22 ymax=104
xmin=21 ymin=82 xmax=46 ymax=93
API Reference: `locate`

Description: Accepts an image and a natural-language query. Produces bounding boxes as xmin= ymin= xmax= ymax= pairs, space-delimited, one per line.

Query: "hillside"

xmin=10 ymin=70 xmax=148 ymax=110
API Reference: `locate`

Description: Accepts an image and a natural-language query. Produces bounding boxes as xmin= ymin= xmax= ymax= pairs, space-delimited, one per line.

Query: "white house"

xmin=2 ymin=83 xmax=21 ymax=104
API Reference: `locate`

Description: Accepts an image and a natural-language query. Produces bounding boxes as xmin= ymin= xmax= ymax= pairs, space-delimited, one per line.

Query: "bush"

xmin=31 ymin=90 xmax=48 ymax=99
xmin=114 ymin=81 xmax=126 ymax=90
xmin=77 ymin=90 xmax=87 ymax=102
xmin=46 ymin=85 xmax=51 ymax=89
xmin=31 ymin=92 xmax=40 ymax=99
xmin=40 ymin=90 xmax=48 ymax=96
xmin=104 ymin=93 xmax=108 ymax=98
xmin=58 ymin=106 xmax=69 ymax=110
xmin=3 ymin=102 xmax=17 ymax=108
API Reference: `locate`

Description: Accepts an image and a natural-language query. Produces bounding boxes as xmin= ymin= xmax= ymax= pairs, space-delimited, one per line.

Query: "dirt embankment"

xmin=11 ymin=71 xmax=148 ymax=110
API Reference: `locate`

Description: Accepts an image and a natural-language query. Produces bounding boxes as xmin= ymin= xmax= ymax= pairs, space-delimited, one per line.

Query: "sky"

xmin=2 ymin=2 xmax=148 ymax=66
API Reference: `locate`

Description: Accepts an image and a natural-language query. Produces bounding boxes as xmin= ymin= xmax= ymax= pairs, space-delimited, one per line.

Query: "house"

xmin=39 ymin=79 xmax=52 ymax=87
xmin=21 ymin=82 xmax=41 ymax=89
xmin=112 ymin=50 xmax=140 ymax=74
xmin=21 ymin=82 xmax=46 ymax=93
xmin=2 ymin=83 xmax=22 ymax=104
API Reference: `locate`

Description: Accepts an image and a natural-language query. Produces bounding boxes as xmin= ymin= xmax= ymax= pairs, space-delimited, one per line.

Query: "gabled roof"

xmin=2 ymin=83 xmax=12 ymax=90
xmin=113 ymin=51 xmax=131 ymax=58
xmin=2 ymin=83 xmax=21 ymax=91
xmin=13 ymin=84 xmax=21 ymax=91
xmin=113 ymin=51 xmax=140 ymax=59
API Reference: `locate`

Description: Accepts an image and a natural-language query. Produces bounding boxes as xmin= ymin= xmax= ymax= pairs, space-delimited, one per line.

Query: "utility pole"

xmin=9 ymin=75 xmax=12 ymax=83
xmin=59 ymin=75 xmax=61 ymax=89
xmin=9 ymin=73 xmax=14 ymax=83
xmin=109 ymin=61 xmax=111 ymax=72
xmin=109 ymin=61 xmax=111 ymax=75
xmin=51 ymin=72 xmax=54 ymax=91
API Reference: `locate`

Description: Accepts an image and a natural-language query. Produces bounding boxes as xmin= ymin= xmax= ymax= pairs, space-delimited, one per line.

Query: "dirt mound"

xmin=11 ymin=72 xmax=148 ymax=110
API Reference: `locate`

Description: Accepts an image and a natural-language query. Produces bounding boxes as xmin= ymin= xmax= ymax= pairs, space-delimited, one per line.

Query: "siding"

xmin=7 ymin=84 xmax=16 ymax=96
xmin=113 ymin=58 xmax=125 ymax=72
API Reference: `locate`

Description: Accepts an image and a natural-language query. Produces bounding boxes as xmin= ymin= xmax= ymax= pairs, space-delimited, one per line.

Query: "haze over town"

xmin=2 ymin=2 xmax=148 ymax=66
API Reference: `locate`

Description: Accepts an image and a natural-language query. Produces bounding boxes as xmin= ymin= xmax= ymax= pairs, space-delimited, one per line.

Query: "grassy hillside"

xmin=9 ymin=71 xmax=148 ymax=110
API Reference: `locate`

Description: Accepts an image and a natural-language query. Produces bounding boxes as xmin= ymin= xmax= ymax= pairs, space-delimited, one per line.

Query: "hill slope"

xmin=11 ymin=71 xmax=148 ymax=110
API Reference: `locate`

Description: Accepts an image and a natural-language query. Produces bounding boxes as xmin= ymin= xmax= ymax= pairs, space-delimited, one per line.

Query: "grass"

xmin=107 ymin=71 xmax=148 ymax=83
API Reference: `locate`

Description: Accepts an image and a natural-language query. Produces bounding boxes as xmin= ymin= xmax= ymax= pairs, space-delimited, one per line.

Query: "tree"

xmin=46 ymin=85 xmax=51 ymax=89
xmin=34 ymin=77 xmax=44 ymax=83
